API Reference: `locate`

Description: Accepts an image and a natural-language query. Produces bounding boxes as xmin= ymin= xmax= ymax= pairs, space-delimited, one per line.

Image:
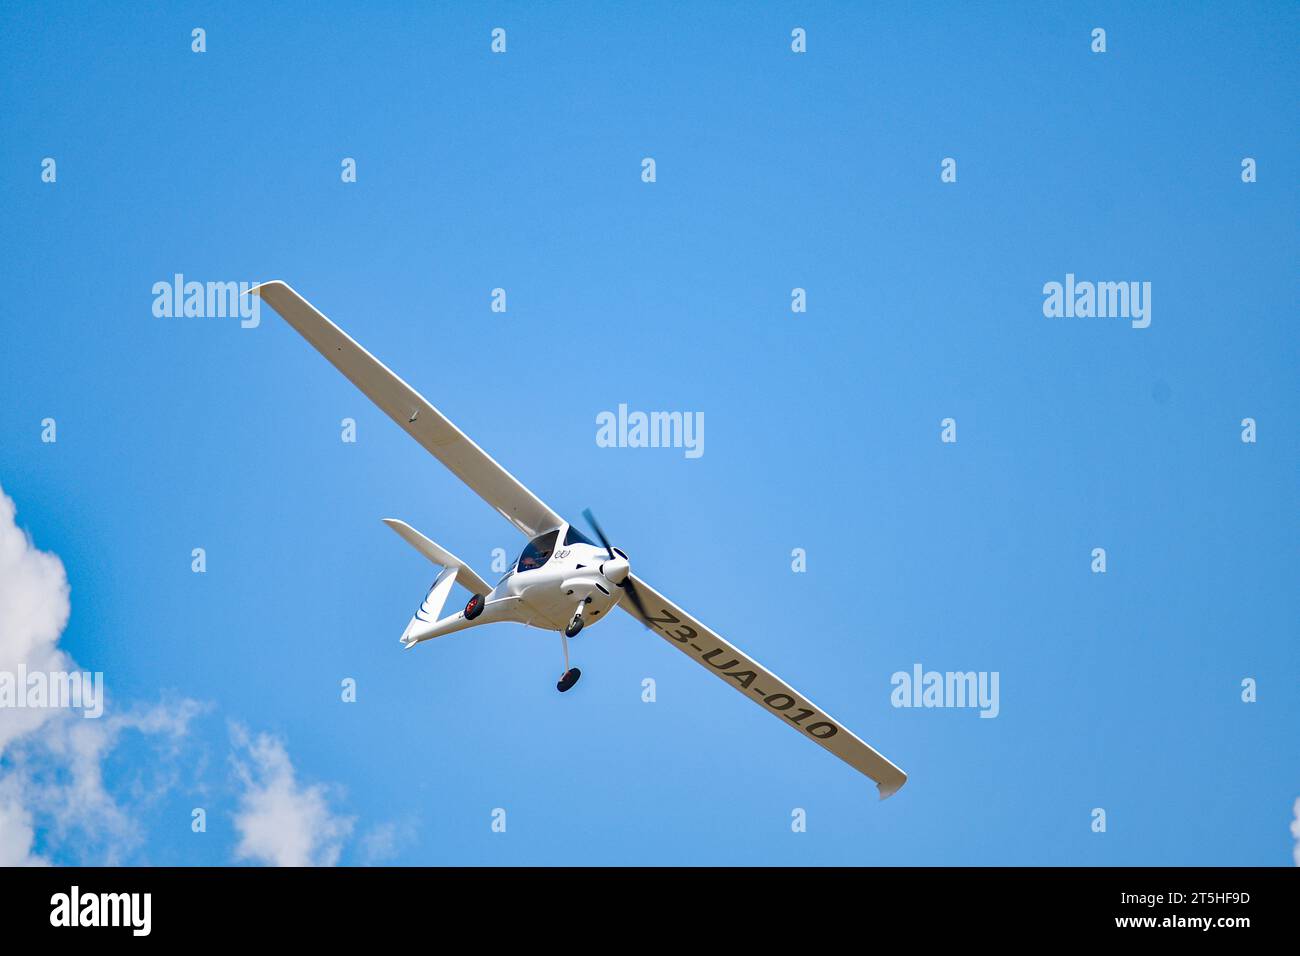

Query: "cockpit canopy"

xmin=514 ymin=523 xmax=597 ymax=573
xmin=516 ymin=529 xmax=558 ymax=572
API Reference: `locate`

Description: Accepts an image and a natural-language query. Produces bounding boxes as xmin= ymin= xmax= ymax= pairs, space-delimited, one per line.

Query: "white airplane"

xmin=249 ymin=281 xmax=908 ymax=799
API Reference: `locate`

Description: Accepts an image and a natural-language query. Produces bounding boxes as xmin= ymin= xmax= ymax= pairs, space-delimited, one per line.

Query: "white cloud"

xmin=358 ymin=819 xmax=414 ymax=866
xmin=0 ymin=488 xmax=72 ymax=754
xmin=230 ymin=723 xmax=353 ymax=867
xmin=359 ymin=822 xmax=399 ymax=865
xmin=0 ymin=483 xmax=358 ymax=867
xmin=0 ymin=774 xmax=45 ymax=866
xmin=18 ymin=698 xmax=205 ymax=863
xmin=1291 ymin=797 xmax=1300 ymax=866
xmin=0 ymin=484 xmax=202 ymax=864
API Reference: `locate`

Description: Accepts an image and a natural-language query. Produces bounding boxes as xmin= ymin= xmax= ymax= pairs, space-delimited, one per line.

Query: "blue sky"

xmin=0 ymin=1 xmax=1296 ymax=865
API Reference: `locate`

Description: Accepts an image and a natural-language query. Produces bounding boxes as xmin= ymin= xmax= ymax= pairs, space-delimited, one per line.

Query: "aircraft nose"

xmin=600 ymin=555 xmax=630 ymax=585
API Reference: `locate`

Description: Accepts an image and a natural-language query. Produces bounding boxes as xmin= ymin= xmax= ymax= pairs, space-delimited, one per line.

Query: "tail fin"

xmin=383 ymin=519 xmax=495 ymax=648
xmin=400 ymin=566 xmax=460 ymax=647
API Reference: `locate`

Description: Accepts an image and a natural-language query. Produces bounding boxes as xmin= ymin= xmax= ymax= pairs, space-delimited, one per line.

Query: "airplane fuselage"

xmin=491 ymin=536 xmax=626 ymax=629
xmin=413 ymin=524 xmax=627 ymax=642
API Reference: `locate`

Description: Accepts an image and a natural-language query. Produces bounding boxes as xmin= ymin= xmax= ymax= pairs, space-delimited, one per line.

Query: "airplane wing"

xmin=618 ymin=573 xmax=908 ymax=799
xmin=251 ymin=281 xmax=562 ymax=538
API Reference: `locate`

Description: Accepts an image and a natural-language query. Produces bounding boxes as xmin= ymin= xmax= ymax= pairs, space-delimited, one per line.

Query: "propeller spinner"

xmin=582 ymin=508 xmax=648 ymax=618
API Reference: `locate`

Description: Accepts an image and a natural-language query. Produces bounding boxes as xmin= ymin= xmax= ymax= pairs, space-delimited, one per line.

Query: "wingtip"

xmin=244 ymin=279 xmax=286 ymax=297
xmin=877 ymin=774 xmax=908 ymax=801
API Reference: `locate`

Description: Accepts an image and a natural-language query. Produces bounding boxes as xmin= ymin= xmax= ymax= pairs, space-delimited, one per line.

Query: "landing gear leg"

xmin=556 ymin=630 xmax=581 ymax=693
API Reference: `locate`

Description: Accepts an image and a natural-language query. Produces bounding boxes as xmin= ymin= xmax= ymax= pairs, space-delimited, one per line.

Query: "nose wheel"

xmin=563 ymin=598 xmax=589 ymax=639
xmin=564 ymin=613 xmax=584 ymax=638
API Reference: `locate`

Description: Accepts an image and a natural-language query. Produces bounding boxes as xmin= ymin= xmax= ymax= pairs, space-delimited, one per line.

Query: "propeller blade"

xmin=621 ymin=575 xmax=650 ymax=619
xmin=580 ymin=508 xmax=648 ymax=621
xmin=581 ymin=508 xmax=615 ymax=560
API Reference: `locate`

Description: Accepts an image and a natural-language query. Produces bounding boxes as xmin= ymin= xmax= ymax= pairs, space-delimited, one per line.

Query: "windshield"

xmin=563 ymin=524 xmax=596 ymax=547
xmin=516 ymin=529 xmax=559 ymax=572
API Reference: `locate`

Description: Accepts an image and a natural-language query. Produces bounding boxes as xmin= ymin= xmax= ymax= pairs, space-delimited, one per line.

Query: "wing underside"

xmin=250 ymin=281 xmax=561 ymax=538
xmin=619 ymin=574 xmax=908 ymax=799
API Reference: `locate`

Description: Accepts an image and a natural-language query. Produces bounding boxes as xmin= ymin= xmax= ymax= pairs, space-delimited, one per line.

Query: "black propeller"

xmin=581 ymin=507 xmax=616 ymax=560
xmin=581 ymin=508 xmax=650 ymax=620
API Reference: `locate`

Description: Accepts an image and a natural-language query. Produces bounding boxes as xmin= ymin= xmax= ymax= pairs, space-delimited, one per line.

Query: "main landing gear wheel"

xmin=464 ymin=594 xmax=485 ymax=620
xmin=557 ymin=668 xmax=582 ymax=693
xmin=564 ymin=614 xmax=584 ymax=638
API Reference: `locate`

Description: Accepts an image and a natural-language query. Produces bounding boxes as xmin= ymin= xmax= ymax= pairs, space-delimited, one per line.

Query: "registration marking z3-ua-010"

xmin=641 ymin=604 xmax=841 ymax=739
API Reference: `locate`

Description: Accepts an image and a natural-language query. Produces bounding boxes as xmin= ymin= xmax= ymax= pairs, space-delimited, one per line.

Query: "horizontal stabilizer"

xmin=382 ymin=519 xmax=493 ymax=597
